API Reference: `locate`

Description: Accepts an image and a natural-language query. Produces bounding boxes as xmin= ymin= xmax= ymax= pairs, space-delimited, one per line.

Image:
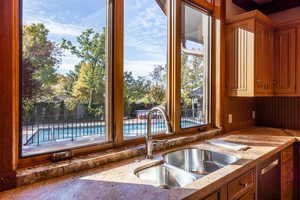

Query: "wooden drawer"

xmin=204 ymin=193 xmax=218 ymax=200
xmin=203 ymin=186 xmax=227 ymax=200
xmin=281 ymin=146 xmax=293 ymax=163
xmin=228 ymin=169 xmax=255 ymax=200
xmin=238 ymin=190 xmax=255 ymax=200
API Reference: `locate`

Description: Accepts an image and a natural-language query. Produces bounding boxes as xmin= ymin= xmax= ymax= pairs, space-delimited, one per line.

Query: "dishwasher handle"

xmin=260 ymin=159 xmax=279 ymax=175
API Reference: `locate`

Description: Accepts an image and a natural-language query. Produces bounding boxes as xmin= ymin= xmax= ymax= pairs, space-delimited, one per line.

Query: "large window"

xmin=21 ymin=0 xmax=109 ymax=156
xmin=180 ymin=2 xmax=211 ymax=128
xmin=19 ymin=0 xmax=213 ymax=158
xmin=123 ymin=0 xmax=169 ymax=138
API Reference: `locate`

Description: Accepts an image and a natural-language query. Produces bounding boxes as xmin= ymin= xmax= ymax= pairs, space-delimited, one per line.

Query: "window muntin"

xmin=123 ymin=0 xmax=169 ymax=138
xmin=180 ymin=2 xmax=211 ymax=129
xmin=21 ymin=0 xmax=109 ymax=156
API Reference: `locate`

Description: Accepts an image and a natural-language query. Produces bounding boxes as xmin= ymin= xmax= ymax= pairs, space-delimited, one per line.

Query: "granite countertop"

xmin=0 ymin=127 xmax=298 ymax=200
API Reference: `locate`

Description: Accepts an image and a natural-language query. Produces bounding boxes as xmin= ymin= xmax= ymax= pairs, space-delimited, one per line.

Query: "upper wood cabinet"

xmin=274 ymin=25 xmax=300 ymax=96
xmin=226 ymin=11 xmax=274 ymax=97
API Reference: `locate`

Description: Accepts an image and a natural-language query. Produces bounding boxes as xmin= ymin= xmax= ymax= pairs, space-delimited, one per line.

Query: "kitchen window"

xmin=18 ymin=0 xmax=214 ymax=160
xmin=21 ymin=0 xmax=111 ymax=156
xmin=123 ymin=0 xmax=169 ymax=138
xmin=180 ymin=1 xmax=211 ymax=129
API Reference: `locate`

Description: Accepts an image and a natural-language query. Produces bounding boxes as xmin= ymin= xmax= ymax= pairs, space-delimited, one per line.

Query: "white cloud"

xmin=24 ymin=16 xmax=85 ymax=37
xmin=124 ymin=1 xmax=168 ymax=61
xmin=124 ymin=60 xmax=166 ymax=77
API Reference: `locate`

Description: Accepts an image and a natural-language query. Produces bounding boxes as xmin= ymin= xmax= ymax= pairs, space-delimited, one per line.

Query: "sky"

xmin=23 ymin=0 xmax=168 ymax=77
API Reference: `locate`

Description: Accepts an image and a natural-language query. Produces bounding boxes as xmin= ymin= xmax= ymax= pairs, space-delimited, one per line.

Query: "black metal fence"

xmin=22 ymin=109 xmax=169 ymax=146
xmin=22 ymin=107 xmax=204 ymax=147
xmin=181 ymin=107 xmax=205 ymax=128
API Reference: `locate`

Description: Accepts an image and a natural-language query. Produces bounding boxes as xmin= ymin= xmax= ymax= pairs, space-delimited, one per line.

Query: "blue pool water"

xmin=25 ymin=121 xmax=200 ymax=145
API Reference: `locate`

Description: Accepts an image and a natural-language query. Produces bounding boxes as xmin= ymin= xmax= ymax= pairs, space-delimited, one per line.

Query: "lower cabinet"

xmin=204 ymin=186 xmax=227 ymax=200
xmin=238 ymin=190 xmax=255 ymax=200
xmin=281 ymin=146 xmax=294 ymax=200
xmin=203 ymin=169 xmax=256 ymax=200
xmin=227 ymin=170 xmax=255 ymax=200
xmin=202 ymin=146 xmax=295 ymax=200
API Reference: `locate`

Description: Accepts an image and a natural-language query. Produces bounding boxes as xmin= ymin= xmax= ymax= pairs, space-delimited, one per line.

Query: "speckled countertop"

xmin=0 ymin=127 xmax=298 ymax=200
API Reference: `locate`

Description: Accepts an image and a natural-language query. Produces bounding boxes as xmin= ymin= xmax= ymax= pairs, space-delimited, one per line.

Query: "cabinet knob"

xmin=239 ymin=181 xmax=248 ymax=187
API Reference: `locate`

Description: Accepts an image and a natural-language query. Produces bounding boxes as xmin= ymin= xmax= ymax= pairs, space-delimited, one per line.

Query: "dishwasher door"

xmin=257 ymin=153 xmax=281 ymax=200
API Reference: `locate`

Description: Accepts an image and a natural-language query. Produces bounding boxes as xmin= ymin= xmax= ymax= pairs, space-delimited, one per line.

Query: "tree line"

xmin=22 ymin=23 xmax=203 ymax=120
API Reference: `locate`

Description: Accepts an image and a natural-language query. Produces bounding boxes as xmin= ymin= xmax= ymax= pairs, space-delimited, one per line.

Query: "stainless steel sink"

xmin=135 ymin=148 xmax=239 ymax=188
xmin=135 ymin=163 xmax=197 ymax=189
xmin=163 ymin=148 xmax=239 ymax=175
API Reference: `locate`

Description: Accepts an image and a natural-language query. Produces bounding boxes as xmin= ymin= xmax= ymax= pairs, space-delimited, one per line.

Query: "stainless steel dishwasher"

xmin=257 ymin=153 xmax=281 ymax=200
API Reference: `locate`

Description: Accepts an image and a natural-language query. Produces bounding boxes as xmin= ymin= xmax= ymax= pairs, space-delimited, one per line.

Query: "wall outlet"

xmin=252 ymin=111 xmax=256 ymax=119
xmin=228 ymin=114 xmax=233 ymax=124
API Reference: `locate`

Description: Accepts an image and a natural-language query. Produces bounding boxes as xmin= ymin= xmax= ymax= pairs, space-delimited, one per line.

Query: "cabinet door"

xmin=226 ymin=19 xmax=255 ymax=97
xmin=204 ymin=193 xmax=218 ymax=200
xmin=274 ymin=27 xmax=297 ymax=95
xmin=203 ymin=186 xmax=227 ymax=200
xmin=281 ymin=146 xmax=294 ymax=200
xmin=255 ymin=22 xmax=274 ymax=96
xmin=238 ymin=190 xmax=255 ymax=200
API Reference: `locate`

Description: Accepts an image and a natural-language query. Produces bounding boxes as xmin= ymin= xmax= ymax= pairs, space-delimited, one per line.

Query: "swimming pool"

xmin=24 ymin=121 xmax=200 ymax=145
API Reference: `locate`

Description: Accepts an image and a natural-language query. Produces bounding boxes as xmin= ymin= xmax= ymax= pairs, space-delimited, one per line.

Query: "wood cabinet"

xmin=202 ymin=169 xmax=255 ymax=200
xmin=228 ymin=169 xmax=255 ymax=200
xmin=203 ymin=187 xmax=227 ymax=200
xmin=201 ymin=146 xmax=296 ymax=200
xmin=274 ymin=25 xmax=300 ymax=96
xmin=281 ymin=145 xmax=294 ymax=200
xmin=226 ymin=11 xmax=274 ymax=97
xmin=237 ymin=190 xmax=255 ymax=200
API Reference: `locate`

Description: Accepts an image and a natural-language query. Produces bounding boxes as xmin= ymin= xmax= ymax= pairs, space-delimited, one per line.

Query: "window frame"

xmin=13 ymin=0 xmax=216 ymax=167
xmin=179 ymin=0 xmax=213 ymax=130
xmin=19 ymin=0 xmax=115 ymax=159
xmin=121 ymin=0 xmax=172 ymax=141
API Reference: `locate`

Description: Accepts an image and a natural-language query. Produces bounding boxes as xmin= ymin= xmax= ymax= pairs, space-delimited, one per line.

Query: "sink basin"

xmin=163 ymin=148 xmax=239 ymax=175
xmin=135 ymin=148 xmax=239 ymax=188
xmin=135 ymin=163 xmax=197 ymax=189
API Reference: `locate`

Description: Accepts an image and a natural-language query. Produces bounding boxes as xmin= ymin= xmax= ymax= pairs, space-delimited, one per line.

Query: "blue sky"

xmin=23 ymin=0 xmax=168 ymax=77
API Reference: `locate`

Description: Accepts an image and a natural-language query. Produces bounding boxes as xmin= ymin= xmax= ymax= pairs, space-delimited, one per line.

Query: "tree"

xmin=72 ymin=62 xmax=105 ymax=105
xmin=181 ymin=53 xmax=203 ymax=108
xmin=22 ymin=23 xmax=61 ymax=101
xmin=61 ymin=28 xmax=106 ymax=109
xmin=146 ymin=65 xmax=167 ymax=105
xmin=124 ymin=71 xmax=150 ymax=115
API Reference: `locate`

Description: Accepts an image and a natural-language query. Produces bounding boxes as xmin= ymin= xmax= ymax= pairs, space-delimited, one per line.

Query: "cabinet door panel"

xmin=204 ymin=193 xmax=218 ymax=200
xmin=255 ymin=22 xmax=274 ymax=96
xmin=274 ymin=27 xmax=297 ymax=95
xmin=281 ymin=146 xmax=294 ymax=200
xmin=238 ymin=190 xmax=255 ymax=200
xmin=226 ymin=19 xmax=255 ymax=97
xmin=203 ymin=186 xmax=227 ymax=200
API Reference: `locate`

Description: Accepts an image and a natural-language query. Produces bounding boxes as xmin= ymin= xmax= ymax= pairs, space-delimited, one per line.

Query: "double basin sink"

xmin=135 ymin=148 xmax=239 ymax=189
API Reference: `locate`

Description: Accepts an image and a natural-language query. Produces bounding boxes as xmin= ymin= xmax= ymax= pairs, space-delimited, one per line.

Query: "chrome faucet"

xmin=145 ymin=106 xmax=172 ymax=159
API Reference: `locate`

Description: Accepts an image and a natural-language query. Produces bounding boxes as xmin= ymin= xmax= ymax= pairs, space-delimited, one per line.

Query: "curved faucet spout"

xmin=147 ymin=106 xmax=171 ymax=135
xmin=145 ymin=106 xmax=172 ymax=159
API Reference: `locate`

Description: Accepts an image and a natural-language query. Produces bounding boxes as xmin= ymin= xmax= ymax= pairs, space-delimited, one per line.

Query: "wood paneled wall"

xmin=223 ymin=97 xmax=256 ymax=132
xmin=256 ymin=97 xmax=300 ymax=129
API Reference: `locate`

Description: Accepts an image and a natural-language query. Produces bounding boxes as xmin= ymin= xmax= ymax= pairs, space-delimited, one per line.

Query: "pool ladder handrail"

xmin=145 ymin=106 xmax=172 ymax=159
